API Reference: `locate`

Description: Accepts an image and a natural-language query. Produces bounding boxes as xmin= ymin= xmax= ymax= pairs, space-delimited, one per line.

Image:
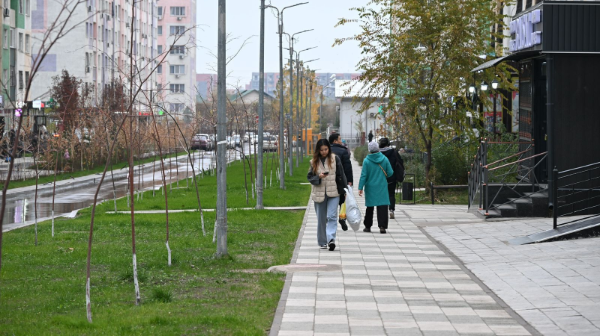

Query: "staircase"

xmin=468 ymin=139 xmax=549 ymax=219
xmin=481 ymin=189 xmax=549 ymax=218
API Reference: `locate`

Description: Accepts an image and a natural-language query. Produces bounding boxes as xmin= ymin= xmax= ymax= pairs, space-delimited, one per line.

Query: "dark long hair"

xmin=311 ymin=139 xmax=334 ymax=173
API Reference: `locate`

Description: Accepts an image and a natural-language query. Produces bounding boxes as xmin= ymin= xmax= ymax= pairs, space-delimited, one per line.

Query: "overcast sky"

xmin=196 ymin=0 xmax=370 ymax=87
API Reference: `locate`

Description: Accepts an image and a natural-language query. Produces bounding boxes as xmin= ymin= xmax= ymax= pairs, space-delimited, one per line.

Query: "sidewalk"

xmin=270 ymin=159 xmax=537 ymax=336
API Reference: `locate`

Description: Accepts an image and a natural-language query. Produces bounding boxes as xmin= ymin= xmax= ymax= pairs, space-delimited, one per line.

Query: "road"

xmin=0 ymin=145 xmax=259 ymax=230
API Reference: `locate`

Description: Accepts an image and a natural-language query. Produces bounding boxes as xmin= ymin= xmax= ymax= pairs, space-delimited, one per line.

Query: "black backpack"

xmin=393 ymin=150 xmax=405 ymax=183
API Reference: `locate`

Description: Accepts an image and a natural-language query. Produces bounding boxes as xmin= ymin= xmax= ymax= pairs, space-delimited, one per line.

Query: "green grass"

xmin=100 ymin=156 xmax=312 ymax=211
xmin=1 ymin=151 xmax=186 ymax=190
xmin=0 ymin=209 xmax=304 ymax=335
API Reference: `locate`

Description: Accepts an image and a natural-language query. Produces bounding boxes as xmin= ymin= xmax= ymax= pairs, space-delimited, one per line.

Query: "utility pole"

xmin=296 ymin=57 xmax=300 ymax=167
xmin=288 ymin=45 xmax=294 ymax=176
xmin=216 ymin=0 xmax=227 ymax=257
xmin=267 ymin=3 xmax=309 ymax=186
xmin=307 ymin=75 xmax=313 ymax=154
xmin=256 ymin=0 xmax=265 ymax=209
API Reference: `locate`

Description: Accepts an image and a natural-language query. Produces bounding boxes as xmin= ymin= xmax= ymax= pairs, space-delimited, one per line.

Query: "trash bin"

xmin=402 ymin=182 xmax=413 ymax=201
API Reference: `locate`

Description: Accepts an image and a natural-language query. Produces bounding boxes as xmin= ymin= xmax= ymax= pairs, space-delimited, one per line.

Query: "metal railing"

xmin=553 ymin=162 xmax=600 ymax=229
xmin=468 ymin=138 xmax=547 ymax=215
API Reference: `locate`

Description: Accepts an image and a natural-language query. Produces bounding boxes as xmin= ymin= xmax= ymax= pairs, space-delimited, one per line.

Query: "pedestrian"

xmin=329 ymin=133 xmax=353 ymax=231
xmin=307 ymin=139 xmax=347 ymax=250
xmin=358 ymin=141 xmax=393 ymax=233
xmin=379 ymin=137 xmax=405 ymax=219
xmin=341 ymin=139 xmax=351 ymax=157
xmin=368 ymin=131 xmax=373 ymax=143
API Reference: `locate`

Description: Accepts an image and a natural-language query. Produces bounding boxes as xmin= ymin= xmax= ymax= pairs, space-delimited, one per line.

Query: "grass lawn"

xmin=0 ymin=209 xmax=304 ymax=335
xmin=104 ymin=157 xmax=312 ymax=211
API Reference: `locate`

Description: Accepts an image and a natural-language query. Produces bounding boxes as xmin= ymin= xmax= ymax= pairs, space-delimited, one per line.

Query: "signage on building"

xmin=32 ymin=100 xmax=45 ymax=109
xmin=509 ymin=9 xmax=542 ymax=52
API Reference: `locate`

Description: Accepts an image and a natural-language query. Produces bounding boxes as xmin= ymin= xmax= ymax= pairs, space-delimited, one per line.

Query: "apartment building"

xmin=25 ymin=0 xmax=158 ymax=118
xmin=196 ymin=73 xmax=217 ymax=102
xmin=246 ymin=72 xmax=361 ymax=99
xmin=155 ymin=0 xmax=196 ymax=119
xmin=1 ymin=0 xmax=32 ymax=128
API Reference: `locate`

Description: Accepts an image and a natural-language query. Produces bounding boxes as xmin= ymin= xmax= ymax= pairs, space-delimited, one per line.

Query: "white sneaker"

xmin=389 ymin=211 xmax=395 ymax=219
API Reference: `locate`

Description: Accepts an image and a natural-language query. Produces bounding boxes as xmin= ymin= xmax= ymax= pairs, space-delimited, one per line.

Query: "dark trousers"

xmin=364 ymin=205 xmax=389 ymax=229
xmin=388 ymin=182 xmax=397 ymax=211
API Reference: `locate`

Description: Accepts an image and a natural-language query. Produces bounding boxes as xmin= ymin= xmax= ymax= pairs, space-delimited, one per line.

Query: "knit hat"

xmin=368 ymin=141 xmax=380 ymax=153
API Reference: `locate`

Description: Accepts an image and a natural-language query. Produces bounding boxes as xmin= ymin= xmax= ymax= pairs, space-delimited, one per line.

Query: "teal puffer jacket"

xmin=358 ymin=152 xmax=393 ymax=207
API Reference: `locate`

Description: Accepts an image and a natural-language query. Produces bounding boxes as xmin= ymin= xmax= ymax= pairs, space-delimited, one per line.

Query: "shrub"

xmin=432 ymin=140 xmax=470 ymax=185
xmin=354 ymin=145 xmax=368 ymax=166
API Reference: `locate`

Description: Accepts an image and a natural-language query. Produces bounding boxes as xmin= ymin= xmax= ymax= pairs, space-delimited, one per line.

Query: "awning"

xmin=471 ymin=50 xmax=542 ymax=72
xmin=471 ymin=55 xmax=510 ymax=73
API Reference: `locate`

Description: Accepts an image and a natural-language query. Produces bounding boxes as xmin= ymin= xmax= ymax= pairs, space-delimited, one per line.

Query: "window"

xmin=169 ymin=65 xmax=185 ymax=74
xmin=170 ymin=103 xmax=184 ymax=112
xmin=157 ymin=83 xmax=162 ymax=92
xmin=3 ymin=29 xmax=8 ymax=49
xmin=18 ymin=33 xmax=23 ymax=52
xmin=25 ymin=0 xmax=30 ymax=15
xmin=169 ymin=45 xmax=185 ymax=54
xmin=170 ymin=6 xmax=185 ymax=16
xmin=3 ymin=70 xmax=7 ymax=85
xmin=18 ymin=71 xmax=23 ymax=89
xmin=10 ymin=29 xmax=15 ymax=48
xmin=157 ymin=45 xmax=163 ymax=54
xmin=158 ymin=26 xmax=162 ymax=36
xmin=157 ymin=64 xmax=162 ymax=74
xmin=158 ymin=6 xmax=163 ymax=16
xmin=169 ymin=26 xmax=185 ymax=36
xmin=25 ymin=34 xmax=29 ymax=53
xmin=19 ymin=0 xmax=23 ymax=14
xmin=170 ymin=84 xmax=185 ymax=93
xmin=25 ymin=71 xmax=29 ymax=88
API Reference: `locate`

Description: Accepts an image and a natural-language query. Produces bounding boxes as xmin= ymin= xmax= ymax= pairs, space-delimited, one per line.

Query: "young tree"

xmin=336 ymin=0 xmax=514 ymax=184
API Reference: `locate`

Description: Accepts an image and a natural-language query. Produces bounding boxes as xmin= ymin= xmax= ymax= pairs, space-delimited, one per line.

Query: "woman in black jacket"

xmin=378 ymin=137 xmax=403 ymax=219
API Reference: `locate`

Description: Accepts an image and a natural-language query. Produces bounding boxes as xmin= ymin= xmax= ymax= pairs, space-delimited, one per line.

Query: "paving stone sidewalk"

xmin=271 ymin=159 xmax=535 ymax=336
xmin=425 ymin=218 xmax=600 ymax=336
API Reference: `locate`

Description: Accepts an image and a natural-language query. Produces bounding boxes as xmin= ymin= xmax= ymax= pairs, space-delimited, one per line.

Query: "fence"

xmin=552 ymin=162 xmax=600 ymax=229
xmin=468 ymin=138 xmax=547 ymax=214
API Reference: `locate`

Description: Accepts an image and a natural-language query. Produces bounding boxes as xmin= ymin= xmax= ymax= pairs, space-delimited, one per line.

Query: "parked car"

xmin=262 ymin=135 xmax=278 ymax=152
xmin=226 ymin=136 xmax=235 ymax=149
xmin=232 ymin=134 xmax=242 ymax=147
xmin=191 ymin=134 xmax=212 ymax=150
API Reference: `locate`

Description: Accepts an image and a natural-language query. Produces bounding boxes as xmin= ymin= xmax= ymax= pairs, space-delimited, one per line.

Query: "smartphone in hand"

xmin=323 ymin=172 xmax=329 ymax=175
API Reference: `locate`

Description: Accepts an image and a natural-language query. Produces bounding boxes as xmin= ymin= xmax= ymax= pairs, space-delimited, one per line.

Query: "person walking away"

xmin=379 ymin=137 xmax=405 ymax=219
xmin=307 ymin=139 xmax=347 ymax=250
xmin=329 ymin=133 xmax=353 ymax=231
xmin=341 ymin=139 xmax=351 ymax=157
xmin=358 ymin=141 xmax=393 ymax=233
xmin=368 ymin=131 xmax=374 ymax=143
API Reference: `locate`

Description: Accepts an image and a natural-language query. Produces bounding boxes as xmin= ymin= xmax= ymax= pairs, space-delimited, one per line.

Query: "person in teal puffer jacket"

xmin=358 ymin=141 xmax=394 ymax=233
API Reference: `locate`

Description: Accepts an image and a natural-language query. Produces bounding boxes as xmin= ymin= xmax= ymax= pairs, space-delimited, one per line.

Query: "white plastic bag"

xmin=344 ymin=187 xmax=362 ymax=231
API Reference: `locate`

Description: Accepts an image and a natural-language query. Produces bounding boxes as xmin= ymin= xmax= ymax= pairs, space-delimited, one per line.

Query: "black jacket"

xmin=330 ymin=143 xmax=353 ymax=184
xmin=380 ymin=147 xmax=402 ymax=183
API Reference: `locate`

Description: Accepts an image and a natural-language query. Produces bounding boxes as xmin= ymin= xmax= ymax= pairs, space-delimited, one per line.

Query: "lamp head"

xmin=491 ymin=79 xmax=499 ymax=90
xmin=468 ymin=84 xmax=476 ymax=94
xmin=480 ymin=82 xmax=488 ymax=91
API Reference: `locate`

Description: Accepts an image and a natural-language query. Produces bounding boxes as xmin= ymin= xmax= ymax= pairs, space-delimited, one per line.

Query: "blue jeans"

xmin=314 ymin=195 xmax=340 ymax=246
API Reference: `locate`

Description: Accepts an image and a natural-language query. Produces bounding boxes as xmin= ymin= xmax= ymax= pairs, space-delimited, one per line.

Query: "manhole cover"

xmin=267 ymin=264 xmax=342 ymax=273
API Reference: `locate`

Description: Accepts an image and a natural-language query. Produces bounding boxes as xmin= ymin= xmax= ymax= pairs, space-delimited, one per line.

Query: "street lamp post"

xmin=265 ymin=2 xmax=308 ymax=188
xmin=491 ymin=79 xmax=499 ymax=137
xmin=284 ymin=29 xmax=312 ymax=175
xmin=257 ymin=0 xmax=266 ymax=209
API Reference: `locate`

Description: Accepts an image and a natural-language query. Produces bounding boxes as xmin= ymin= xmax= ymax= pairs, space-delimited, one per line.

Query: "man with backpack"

xmin=378 ymin=137 xmax=405 ymax=219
